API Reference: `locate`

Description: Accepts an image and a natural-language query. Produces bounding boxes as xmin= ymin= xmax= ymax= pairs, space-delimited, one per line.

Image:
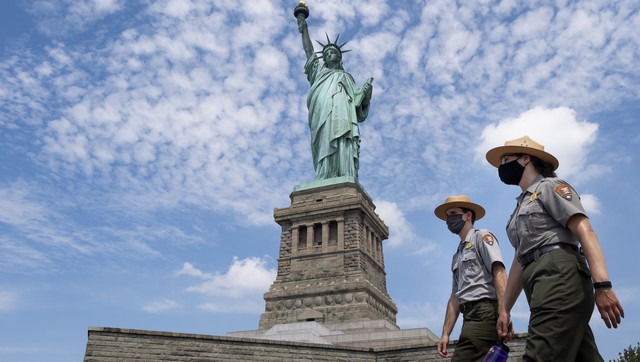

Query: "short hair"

xmin=460 ymin=207 xmax=476 ymax=224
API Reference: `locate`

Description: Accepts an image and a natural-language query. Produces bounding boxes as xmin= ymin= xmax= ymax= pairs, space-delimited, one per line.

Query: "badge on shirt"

xmin=555 ymin=185 xmax=573 ymax=200
xmin=465 ymin=242 xmax=472 ymax=249
xmin=482 ymin=233 xmax=495 ymax=246
xmin=530 ymin=192 xmax=538 ymax=202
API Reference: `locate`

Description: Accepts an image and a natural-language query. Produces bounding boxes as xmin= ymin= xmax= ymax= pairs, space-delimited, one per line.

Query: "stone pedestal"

xmin=258 ymin=182 xmax=398 ymax=330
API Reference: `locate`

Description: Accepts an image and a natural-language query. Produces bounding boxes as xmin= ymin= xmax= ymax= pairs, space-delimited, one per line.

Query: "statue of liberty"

xmin=295 ymin=3 xmax=373 ymax=182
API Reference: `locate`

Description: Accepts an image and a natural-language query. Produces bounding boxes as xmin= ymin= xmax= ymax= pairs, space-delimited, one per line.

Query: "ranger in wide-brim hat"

xmin=485 ymin=135 xmax=559 ymax=171
xmin=434 ymin=194 xmax=505 ymax=361
xmin=485 ymin=135 xmax=624 ymax=361
xmin=434 ymin=195 xmax=486 ymax=221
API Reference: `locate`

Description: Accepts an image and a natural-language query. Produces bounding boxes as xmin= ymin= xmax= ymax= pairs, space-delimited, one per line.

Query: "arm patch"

xmin=482 ymin=233 xmax=495 ymax=245
xmin=555 ymin=184 xmax=573 ymax=200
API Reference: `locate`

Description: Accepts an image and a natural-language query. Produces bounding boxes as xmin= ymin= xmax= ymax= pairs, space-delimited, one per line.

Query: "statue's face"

xmin=322 ymin=47 xmax=341 ymax=67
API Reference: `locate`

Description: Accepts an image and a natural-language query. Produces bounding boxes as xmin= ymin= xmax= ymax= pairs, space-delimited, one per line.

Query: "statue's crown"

xmin=316 ymin=33 xmax=351 ymax=55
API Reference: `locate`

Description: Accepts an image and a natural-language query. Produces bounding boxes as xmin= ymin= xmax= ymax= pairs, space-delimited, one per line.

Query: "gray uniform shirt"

xmin=506 ymin=175 xmax=587 ymax=258
xmin=451 ymin=228 xmax=504 ymax=304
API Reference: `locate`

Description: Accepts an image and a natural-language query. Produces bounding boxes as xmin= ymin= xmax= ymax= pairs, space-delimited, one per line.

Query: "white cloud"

xmin=0 ymin=182 xmax=49 ymax=227
xmin=179 ymin=257 xmax=276 ymax=298
xmin=153 ymin=0 xmax=195 ymax=18
xmin=477 ymin=106 xmax=599 ymax=178
xmin=173 ymin=256 xmax=277 ymax=314
xmin=579 ymin=194 xmax=601 ymax=215
xmin=510 ymin=7 xmax=554 ymax=42
xmin=0 ymin=179 xmax=208 ymax=271
xmin=3 ymin=0 xmax=637 ymax=229
xmin=176 ymin=262 xmax=211 ymax=279
xmin=358 ymin=0 xmax=390 ymax=27
xmin=357 ymin=31 xmax=400 ymax=63
xmin=413 ymin=244 xmax=437 ymax=256
xmin=142 ymin=298 xmax=179 ymax=313
xmin=0 ymin=237 xmax=52 ymax=271
xmin=375 ymin=200 xmax=414 ymax=247
xmin=27 ymin=0 xmax=124 ymax=36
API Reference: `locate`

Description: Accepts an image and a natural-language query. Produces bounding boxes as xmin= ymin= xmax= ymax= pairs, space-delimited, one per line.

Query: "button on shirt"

xmin=451 ymin=228 xmax=504 ymax=304
xmin=506 ymin=175 xmax=587 ymax=258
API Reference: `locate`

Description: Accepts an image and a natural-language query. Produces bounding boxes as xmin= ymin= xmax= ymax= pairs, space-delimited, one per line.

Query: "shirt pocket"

xmin=519 ymin=200 xmax=549 ymax=235
xmin=461 ymin=252 xmax=479 ymax=279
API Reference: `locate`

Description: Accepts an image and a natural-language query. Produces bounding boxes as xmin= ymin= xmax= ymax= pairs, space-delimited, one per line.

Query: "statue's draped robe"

xmin=305 ymin=55 xmax=370 ymax=180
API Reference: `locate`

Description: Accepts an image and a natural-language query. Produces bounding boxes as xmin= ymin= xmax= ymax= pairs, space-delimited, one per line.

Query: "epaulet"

xmin=536 ymin=177 xmax=564 ymax=193
xmin=539 ymin=176 xmax=558 ymax=185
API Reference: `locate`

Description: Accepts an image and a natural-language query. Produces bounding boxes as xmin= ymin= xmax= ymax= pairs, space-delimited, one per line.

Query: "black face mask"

xmin=498 ymin=159 xmax=525 ymax=185
xmin=446 ymin=214 xmax=465 ymax=234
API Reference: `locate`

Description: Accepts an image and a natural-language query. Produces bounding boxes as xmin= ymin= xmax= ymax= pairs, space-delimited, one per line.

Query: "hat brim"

xmin=434 ymin=201 xmax=485 ymax=221
xmin=486 ymin=145 xmax=559 ymax=170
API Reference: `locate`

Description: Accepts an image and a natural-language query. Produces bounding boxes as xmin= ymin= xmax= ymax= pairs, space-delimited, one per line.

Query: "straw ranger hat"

xmin=485 ymin=135 xmax=559 ymax=170
xmin=434 ymin=195 xmax=486 ymax=221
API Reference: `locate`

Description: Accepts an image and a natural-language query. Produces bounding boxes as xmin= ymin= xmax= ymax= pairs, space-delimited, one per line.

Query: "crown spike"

xmin=314 ymin=33 xmax=351 ymax=56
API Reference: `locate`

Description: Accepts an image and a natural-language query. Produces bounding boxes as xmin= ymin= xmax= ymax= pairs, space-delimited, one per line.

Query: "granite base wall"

xmin=84 ymin=327 xmax=527 ymax=361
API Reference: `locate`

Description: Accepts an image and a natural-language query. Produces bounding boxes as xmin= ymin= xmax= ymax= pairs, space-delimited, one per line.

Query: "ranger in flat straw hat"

xmin=485 ymin=135 xmax=559 ymax=170
xmin=434 ymin=195 xmax=506 ymax=361
xmin=434 ymin=195 xmax=486 ymax=221
xmin=486 ymin=135 xmax=624 ymax=361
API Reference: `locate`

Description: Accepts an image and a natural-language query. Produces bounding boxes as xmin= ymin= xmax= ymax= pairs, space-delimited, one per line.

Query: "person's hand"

xmin=595 ymin=287 xmax=624 ymax=328
xmin=437 ymin=335 xmax=450 ymax=358
xmin=497 ymin=310 xmax=513 ymax=343
xmin=297 ymin=16 xmax=307 ymax=33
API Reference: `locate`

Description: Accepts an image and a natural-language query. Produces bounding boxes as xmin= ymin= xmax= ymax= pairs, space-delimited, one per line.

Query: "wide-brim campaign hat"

xmin=485 ymin=135 xmax=559 ymax=171
xmin=434 ymin=195 xmax=486 ymax=221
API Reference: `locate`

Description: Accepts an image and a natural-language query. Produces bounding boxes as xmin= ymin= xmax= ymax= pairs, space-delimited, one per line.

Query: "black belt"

xmin=459 ymin=298 xmax=495 ymax=314
xmin=519 ymin=243 xmax=579 ymax=268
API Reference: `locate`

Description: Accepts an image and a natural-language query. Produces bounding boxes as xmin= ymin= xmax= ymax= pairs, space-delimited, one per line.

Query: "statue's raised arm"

xmin=293 ymin=2 xmax=374 ymax=183
xmin=296 ymin=8 xmax=314 ymax=60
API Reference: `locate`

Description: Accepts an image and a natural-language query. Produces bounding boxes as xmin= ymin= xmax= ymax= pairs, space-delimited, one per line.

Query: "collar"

xmin=458 ymin=228 xmax=478 ymax=248
xmin=517 ymin=174 xmax=545 ymax=202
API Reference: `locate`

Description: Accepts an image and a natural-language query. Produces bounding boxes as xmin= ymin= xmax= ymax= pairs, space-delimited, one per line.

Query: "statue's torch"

xmin=294 ymin=1 xmax=309 ymax=20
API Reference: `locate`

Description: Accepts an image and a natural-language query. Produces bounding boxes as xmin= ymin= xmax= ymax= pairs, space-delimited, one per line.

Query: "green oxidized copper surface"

xmin=295 ymin=2 xmax=374 ymax=190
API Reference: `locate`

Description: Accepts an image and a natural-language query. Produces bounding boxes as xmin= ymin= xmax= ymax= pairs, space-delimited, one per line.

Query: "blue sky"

xmin=1 ymin=0 xmax=639 ymax=360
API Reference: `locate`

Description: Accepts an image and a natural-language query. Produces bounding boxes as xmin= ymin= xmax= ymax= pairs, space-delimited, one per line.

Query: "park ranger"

xmin=487 ymin=135 xmax=624 ymax=361
xmin=435 ymin=195 xmax=508 ymax=361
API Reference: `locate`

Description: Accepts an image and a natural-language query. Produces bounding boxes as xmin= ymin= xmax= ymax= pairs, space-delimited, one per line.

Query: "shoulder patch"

xmin=482 ymin=233 xmax=496 ymax=246
xmin=555 ymin=184 xmax=573 ymax=200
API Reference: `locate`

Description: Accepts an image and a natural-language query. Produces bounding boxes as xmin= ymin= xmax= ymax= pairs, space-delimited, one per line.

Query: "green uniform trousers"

xmin=521 ymin=248 xmax=603 ymax=362
xmin=452 ymin=299 xmax=498 ymax=362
